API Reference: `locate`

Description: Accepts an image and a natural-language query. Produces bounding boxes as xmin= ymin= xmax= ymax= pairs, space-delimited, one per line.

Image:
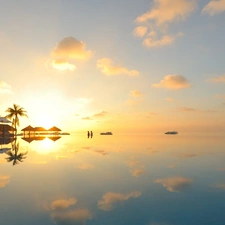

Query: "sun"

xmin=34 ymin=114 xmax=56 ymax=129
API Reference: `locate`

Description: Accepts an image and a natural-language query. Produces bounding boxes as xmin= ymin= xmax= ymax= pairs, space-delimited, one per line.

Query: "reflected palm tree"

xmin=5 ymin=104 xmax=28 ymax=135
xmin=5 ymin=138 xmax=28 ymax=166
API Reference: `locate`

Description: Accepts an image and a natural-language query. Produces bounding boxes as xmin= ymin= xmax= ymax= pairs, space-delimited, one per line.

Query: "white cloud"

xmin=202 ymin=0 xmax=225 ymax=16
xmin=51 ymin=37 xmax=93 ymax=71
xmin=97 ymin=58 xmax=139 ymax=76
xmin=0 ymin=81 xmax=13 ymax=94
xmin=154 ymin=177 xmax=193 ymax=192
xmin=135 ymin=0 xmax=197 ymax=25
xmin=152 ymin=74 xmax=191 ymax=89
xmin=98 ymin=191 xmax=141 ymax=211
xmin=52 ymin=60 xmax=76 ymax=71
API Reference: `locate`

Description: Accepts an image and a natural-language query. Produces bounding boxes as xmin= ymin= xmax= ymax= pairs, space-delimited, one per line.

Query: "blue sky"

xmin=0 ymin=0 xmax=225 ymax=133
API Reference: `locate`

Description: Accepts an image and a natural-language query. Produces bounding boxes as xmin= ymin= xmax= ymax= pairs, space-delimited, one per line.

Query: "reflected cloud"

xmin=132 ymin=169 xmax=146 ymax=177
xmin=94 ymin=150 xmax=108 ymax=156
xmin=214 ymin=184 xmax=225 ymax=190
xmin=98 ymin=191 xmax=141 ymax=211
xmin=97 ymin=58 xmax=139 ymax=76
xmin=154 ymin=177 xmax=193 ymax=192
xmin=78 ymin=164 xmax=94 ymax=170
xmin=51 ymin=198 xmax=77 ymax=210
xmin=51 ymin=209 xmax=92 ymax=225
xmin=0 ymin=175 xmax=10 ymax=188
xmin=153 ymin=74 xmax=191 ymax=89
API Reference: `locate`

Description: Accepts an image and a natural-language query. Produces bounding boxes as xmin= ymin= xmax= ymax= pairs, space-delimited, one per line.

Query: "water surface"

xmin=0 ymin=133 xmax=225 ymax=225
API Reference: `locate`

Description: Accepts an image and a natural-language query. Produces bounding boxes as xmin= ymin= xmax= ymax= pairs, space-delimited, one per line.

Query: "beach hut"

xmin=33 ymin=127 xmax=47 ymax=135
xmin=21 ymin=125 xmax=34 ymax=136
xmin=0 ymin=124 xmax=15 ymax=136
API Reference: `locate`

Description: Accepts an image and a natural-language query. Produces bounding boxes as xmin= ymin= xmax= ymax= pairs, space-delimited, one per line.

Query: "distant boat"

xmin=165 ymin=131 xmax=178 ymax=135
xmin=100 ymin=132 xmax=113 ymax=135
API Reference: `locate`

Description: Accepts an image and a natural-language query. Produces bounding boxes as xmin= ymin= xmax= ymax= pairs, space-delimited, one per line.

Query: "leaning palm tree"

xmin=5 ymin=141 xmax=28 ymax=166
xmin=5 ymin=104 xmax=28 ymax=135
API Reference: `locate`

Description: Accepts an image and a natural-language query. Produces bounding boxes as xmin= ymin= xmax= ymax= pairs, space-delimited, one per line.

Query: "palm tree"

xmin=5 ymin=104 xmax=28 ymax=135
xmin=5 ymin=140 xmax=28 ymax=166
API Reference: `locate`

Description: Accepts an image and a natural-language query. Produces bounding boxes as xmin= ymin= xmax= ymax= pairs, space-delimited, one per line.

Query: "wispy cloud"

xmin=135 ymin=0 xmax=197 ymax=25
xmin=51 ymin=198 xmax=77 ymax=210
xmin=134 ymin=0 xmax=196 ymax=48
xmin=78 ymin=164 xmax=94 ymax=170
xmin=97 ymin=58 xmax=139 ymax=76
xmin=94 ymin=150 xmax=108 ymax=156
xmin=176 ymin=107 xmax=217 ymax=113
xmin=206 ymin=74 xmax=225 ymax=83
xmin=0 ymin=81 xmax=13 ymax=94
xmin=165 ymin=97 xmax=175 ymax=101
xmin=133 ymin=26 xmax=148 ymax=37
xmin=0 ymin=175 xmax=10 ymax=188
xmin=98 ymin=191 xmax=141 ymax=211
xmin=202 ymin=0 xmax=225 ymax=16
xmin=130 ymin=90 xmax=143 ymax=97
xmin=154 ymin=177 xmax=193 ymax=192
xmin=152 ymin=74 xmax=191 ymax=89
xmin=51 ymin=37 xmax=93 ymax=71
xmin=93 ymin=111 xmax=108 ymax=117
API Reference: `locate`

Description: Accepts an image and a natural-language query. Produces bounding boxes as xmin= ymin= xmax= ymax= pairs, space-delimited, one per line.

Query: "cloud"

xmin=176 ymin=107 xmax=199 ymax=112
xmin=154 ymin=177 xmax=193 ymax=192
xmin=93 ymin=111 xmax=107 ymax=117
xmin=214 ymin=184 xmax=225 ymax=190
xmin=52 ymin=60 xmax=76 ymax=71
xmin=143 ymin=35 xmax=175 ymax=47
xmin=0 ymin=175 xmax=10 ymax=188
xmin=51 ymin=209 xmax=92 ymax=225
xmin=82 ymin=117 xmax=93 ymax=120
xmin=202 ymin=0 xmax=225 ymax=16
xmin=135 ymin=0 xmax=197 ymax=25
xmin=94 ymin=150 xmax=108 ymax=156
xmin=133 ymin=0 xmax=195 ymax=48
xmin=133 ymin=26 xmax=148 ymax=37
xmin=97 ymin=58 xmax=139 ymax=76
xmin=78 ymin=164 xmax=94 ymax=170
xmin=51 ymin=37 xmax=93 ymax=71
xmin=0 ymin=81 xmax=13 ymax=94
xmin=153 ymin=74 xmax=191 ymax=89
xmin=51 ymin=198 xmax=77 ymax=210
xmin=132 ymin=169 xmax=146 ymax=177
xmin=98 ymin=191 xmax=141 ymax=211
xmin=207 ymin=74 xmax=225 ymax=83
xmin=130 ymin=90 xmax=143 ymax=97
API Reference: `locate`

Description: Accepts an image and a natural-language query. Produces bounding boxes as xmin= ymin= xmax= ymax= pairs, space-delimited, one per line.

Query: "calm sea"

xmin=0 ymin=133 xmax=225 ymax=225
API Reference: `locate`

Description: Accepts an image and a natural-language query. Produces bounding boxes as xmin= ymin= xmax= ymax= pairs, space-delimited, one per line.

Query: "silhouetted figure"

xmin=87 ymin=131 xmax=90 ymax=138
xmin=90 ymin=131 xmax=93 ymax=138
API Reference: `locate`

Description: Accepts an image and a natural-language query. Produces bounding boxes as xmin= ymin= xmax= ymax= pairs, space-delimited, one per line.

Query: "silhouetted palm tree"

xmin=5 ymin=140 xmax=27 ymax=166
xmin=5 ymin=104 xmax=28 ymax=135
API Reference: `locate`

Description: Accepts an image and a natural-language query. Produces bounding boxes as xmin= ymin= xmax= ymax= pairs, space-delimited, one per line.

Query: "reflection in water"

xmin=0 ymin=134 xmax=225 ymax=224
xmin=5 ymin=138 xmax=28 ymax=166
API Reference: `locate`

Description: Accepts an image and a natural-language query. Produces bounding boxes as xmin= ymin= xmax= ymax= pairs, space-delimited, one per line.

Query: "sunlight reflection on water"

xmin=0 ymin=133 xmax=225 ymax=225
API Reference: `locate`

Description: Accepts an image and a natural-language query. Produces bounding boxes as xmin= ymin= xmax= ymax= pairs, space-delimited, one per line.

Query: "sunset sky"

xmin=0 ymin=0 xmax=225 ymax=133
